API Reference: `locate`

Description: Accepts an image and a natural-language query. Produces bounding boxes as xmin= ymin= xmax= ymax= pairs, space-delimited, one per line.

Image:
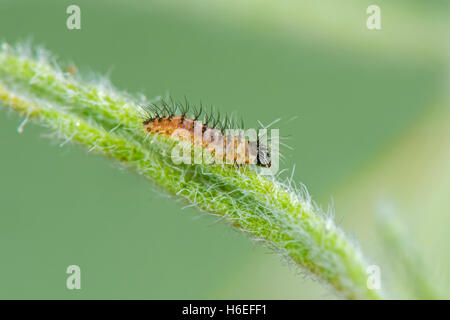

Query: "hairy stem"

xmin=377 ymin=207 xmax=446 ymax=299
xmin=0 ymin=43 xmax=383 ymax=299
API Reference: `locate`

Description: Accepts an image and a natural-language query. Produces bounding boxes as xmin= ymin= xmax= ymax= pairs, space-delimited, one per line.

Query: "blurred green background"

xmin=0 ymin=0 xmax=448 ymax=298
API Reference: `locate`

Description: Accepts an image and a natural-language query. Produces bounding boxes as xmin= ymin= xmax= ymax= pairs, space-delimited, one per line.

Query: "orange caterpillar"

xmin=142 ymin=101 xmax=271 ymax=167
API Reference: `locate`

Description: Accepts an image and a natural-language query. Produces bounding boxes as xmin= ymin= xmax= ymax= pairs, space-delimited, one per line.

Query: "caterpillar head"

xmin=256 ymin=142 xmax=271 ymax=167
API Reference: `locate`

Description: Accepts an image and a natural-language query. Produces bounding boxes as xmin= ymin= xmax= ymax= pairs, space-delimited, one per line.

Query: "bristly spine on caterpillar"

xmin=140 ymin=97 xmax=271 ymax=167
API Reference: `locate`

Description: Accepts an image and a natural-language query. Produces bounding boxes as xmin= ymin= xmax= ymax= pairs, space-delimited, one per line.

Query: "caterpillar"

xmin=142 ymin=100 xmax=271 ymax=167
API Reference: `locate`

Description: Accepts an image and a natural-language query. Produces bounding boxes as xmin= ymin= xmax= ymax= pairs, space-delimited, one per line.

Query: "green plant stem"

xmin=0 ymin=43 xmax=383 ymax=299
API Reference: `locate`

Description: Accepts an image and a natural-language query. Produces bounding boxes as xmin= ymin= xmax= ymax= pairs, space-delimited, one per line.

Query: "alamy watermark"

xmin=366 ymin=265 xmax=381 ymax=290
xmin=366 ymin=5 xmax=381 ymax=30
